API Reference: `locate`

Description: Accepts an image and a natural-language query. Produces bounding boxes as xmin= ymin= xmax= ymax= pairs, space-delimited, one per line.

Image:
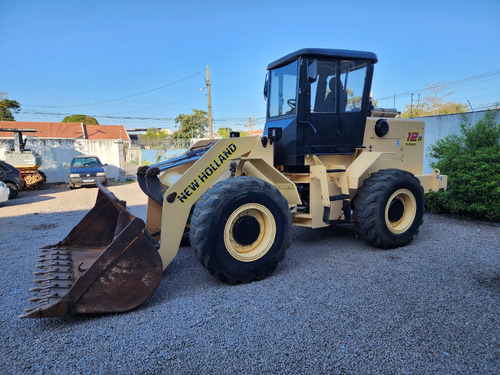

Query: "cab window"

xmin=340 ymin=61 xmax=367 ymax=113
xmin=268 ymin=60 xmax=298 ymax=118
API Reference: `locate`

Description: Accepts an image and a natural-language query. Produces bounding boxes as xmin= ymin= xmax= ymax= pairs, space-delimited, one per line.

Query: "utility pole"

xmin=248 ymin=117 xmax=251 ymax=133
xmin=410 ymin=93 xmax=414 ymax=118
xmin=206 ymin=65 xmax=213 ymax=139
xmin=415 ymin=94 xmax=421 ymax=117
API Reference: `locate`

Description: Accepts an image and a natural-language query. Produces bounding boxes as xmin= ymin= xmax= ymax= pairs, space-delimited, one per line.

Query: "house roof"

xmin=0 ymin=121 xmax=130 ymax=141
xmin=85 ymin=124 xmax=130 ymax=141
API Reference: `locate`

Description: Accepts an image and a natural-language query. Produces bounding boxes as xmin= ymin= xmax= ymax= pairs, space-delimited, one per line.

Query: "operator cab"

xmin=264 ymin=48 xmax=378 ymax=166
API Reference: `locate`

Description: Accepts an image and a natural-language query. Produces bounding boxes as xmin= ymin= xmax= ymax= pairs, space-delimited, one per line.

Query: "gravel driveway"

xmin=1 ymin=183 xmax=499 ymax=374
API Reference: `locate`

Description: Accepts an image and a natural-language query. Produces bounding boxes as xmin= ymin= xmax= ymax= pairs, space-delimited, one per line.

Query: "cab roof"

xmin=267 ymin=48 xmax=378 ymax=70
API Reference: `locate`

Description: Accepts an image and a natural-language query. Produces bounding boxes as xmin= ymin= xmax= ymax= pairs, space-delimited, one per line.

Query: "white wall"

xmin=0 ymin=138 xmax=126 ymax=183
xmin=421 ymin=110 xmax=499 ymax=173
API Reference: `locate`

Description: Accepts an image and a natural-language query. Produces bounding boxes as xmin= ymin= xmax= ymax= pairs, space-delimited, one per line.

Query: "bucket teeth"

xmin=31 ymin=280 xmax=72 ymax=289
xmin=37 ymin=255 xmax=71 ymax=262
xmin=35 ymin=260 xmax=71 ymax=266
xmin=28 ymin=296 xmax=52 ymax=304
xmin=33 ymin=275 xmax=72 ymax=282
xmin=34 ymin=265 xmax=71 ymax=272
xmin=25 ymin=247 xmax=75 ymax=315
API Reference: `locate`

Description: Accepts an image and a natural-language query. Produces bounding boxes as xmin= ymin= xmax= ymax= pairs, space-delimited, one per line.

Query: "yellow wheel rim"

xmin=384 ymin=189 xmax=416 ymax=234
xmin=224 ymin=203 xmax=276 ymax=262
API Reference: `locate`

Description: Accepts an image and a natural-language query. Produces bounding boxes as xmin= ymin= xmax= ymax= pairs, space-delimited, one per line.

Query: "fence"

xmin=420 ymin=109 xmax=499 ymax=173
xmin=125 ymin=138 xmax=191 ymax=165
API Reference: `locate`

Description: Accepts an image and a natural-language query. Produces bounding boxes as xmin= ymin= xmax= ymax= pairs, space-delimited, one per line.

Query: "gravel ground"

xmin=1 ymin=183 xmax=499 ymax=374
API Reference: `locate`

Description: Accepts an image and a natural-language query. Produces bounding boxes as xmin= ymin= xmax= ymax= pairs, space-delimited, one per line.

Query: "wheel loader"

xmin=0 ymin=128 xmax=46 ymax=189
xmin=22 ymin=48 xmax=447 ymax=318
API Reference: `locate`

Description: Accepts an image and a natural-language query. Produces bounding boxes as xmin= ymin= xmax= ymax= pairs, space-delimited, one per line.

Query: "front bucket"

xmin=22 ymin=182 xmax=163 ymax=318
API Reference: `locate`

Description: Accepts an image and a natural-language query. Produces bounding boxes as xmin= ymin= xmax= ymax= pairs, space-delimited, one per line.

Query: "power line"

xmin=375 ymin=69 xmax=500 ymax=101
xmin=20 ymin=109 xmax=265 ymax=123
xmin=23 ymin=73 xmax=201 ymax=108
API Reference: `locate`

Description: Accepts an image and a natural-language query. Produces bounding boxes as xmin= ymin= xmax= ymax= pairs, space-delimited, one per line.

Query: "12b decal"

xmin=405 ymin=131 xmax=423 ymax=146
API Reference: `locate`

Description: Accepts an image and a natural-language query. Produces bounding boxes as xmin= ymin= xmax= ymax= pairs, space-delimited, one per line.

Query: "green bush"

xmin=426 ymin=111 xmax=500 ymax=222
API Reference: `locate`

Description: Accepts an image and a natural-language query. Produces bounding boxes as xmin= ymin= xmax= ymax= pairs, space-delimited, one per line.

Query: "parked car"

xmin=0 ymin=160 xmax=24 ymax=199
xmin=0 ymin=181 xmax=10 ymax=203
xmin=67 ymin=155 xmax=107 ymax=188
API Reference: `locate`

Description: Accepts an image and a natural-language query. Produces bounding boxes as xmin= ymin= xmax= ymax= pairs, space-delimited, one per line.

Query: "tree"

xmin=172 ymin=109 xmax=208 ymax=140
xmin=140 ymin=127 xmax=169 ymax=148
xmin=426 ymin=111 xmax=500 ymax=221
xmin=400 ymin=83 xmax=468 ymax=118
xmin=217 ymin=127 xmax=233 ymax=138
xmin=0 ymin=92 xmax=20 ymax=121
xmin=62 ymin=114 xmax=99 ymax=125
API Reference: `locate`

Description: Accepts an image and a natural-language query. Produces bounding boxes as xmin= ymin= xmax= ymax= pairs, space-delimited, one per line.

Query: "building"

xmin=0 ymin=121 xmax=130 ymax=183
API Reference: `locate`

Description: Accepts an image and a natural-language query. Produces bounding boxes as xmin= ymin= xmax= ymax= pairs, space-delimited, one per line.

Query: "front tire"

xmin=354 ymin=169 xmax=424 ymax=249
xmin=190 ymin=177 xmax=292 ymax=284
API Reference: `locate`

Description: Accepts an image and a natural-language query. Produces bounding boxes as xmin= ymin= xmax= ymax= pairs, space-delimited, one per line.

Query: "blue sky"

xmin=1 ymin=0 xmax=499 ymax=130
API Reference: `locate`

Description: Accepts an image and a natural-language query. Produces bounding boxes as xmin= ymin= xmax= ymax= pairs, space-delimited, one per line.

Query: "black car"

xmin=0 ymin=160 xmax=24 ymax=199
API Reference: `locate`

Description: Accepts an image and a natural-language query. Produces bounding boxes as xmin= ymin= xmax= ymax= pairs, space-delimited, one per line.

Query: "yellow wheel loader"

xmin=22 ymin=49 xmax=447 ymax=318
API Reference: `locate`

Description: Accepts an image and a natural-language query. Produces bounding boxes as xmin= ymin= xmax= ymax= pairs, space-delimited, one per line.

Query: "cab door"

xmin=303 ymin=59 xmax=340 ymax=154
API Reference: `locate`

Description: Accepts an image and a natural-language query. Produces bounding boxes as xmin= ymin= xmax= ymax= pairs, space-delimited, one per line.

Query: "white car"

xmin=0 ymin=181 xmax=9 ymax=203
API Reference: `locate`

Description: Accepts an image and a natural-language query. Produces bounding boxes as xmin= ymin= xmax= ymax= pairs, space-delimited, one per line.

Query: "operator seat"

xmin=318 ymin=77 xmax=336 ymax=112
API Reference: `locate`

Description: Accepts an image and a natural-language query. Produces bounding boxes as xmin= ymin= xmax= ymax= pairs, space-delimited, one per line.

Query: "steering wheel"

xmin=287 ymin=99 xmax=296 ymax=110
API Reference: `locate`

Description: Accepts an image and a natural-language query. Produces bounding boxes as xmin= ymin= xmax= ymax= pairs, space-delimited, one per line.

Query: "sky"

xmin=1 ymin=0 xmax=499 ymax=131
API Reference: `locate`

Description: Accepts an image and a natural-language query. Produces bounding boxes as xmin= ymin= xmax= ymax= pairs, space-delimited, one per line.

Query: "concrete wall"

xmin=420 ymin=110 xmax=499 ymax=173
xmin=0 ymin=138 xmax=126 ymax=183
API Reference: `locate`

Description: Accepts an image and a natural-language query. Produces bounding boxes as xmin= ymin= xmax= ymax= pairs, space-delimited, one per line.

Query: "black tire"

xmin=180 ymin=231 xmax=191 ymax=247
xmin=6 ymin=182 xmax=18 ymax=199
xmin=69 ymin=181 xmax=76 ymax=189
xmin=189 ymin=176 xmax=292 ymax=284
xmin=354 ymin=169 xmax=424 ymax=249
xmin=179 ymin=206 xmax=195 ymax=247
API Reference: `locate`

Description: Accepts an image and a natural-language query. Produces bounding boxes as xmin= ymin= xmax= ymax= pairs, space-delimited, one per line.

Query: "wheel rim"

xmin=224 ymin=203 xmax=276 ymax=262
xmin=384 ymin=189 xmax=416 ymax=234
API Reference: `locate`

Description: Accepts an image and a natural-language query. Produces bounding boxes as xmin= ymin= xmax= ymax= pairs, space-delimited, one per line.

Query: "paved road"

xmin=1 ymin=183 xmax=499 ymax=374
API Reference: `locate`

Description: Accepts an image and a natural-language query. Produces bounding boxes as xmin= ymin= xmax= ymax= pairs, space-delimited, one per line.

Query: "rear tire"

xmin=6 ymin=182 xmax=18 ymax=199
xmin=190 ymin=177 xmax=291 ymax=284
xmin=354 ymin=169 xmax=424 ymax=249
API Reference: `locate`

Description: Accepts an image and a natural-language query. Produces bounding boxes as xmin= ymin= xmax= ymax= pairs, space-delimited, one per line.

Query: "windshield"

xmin=267 ymin=60 xmax=298 ymax=118
xmin=71 ymin=157 xmax=102 ymax=167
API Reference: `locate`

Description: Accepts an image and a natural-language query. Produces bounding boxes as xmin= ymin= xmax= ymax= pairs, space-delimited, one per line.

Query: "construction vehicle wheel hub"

xmin=232 ymin=215 xmax=260 ymax=245
xmin=384 ymin=189 xmax=416 ymax=234
xmin=224 ymin=203 xmax=276 ymax=262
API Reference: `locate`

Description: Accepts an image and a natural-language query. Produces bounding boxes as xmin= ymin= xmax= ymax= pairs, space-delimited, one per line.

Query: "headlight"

xmin=96 ymin=172 xmax=106 ymax=177
xmin=69 ymin=174 xmax=80 ymax=178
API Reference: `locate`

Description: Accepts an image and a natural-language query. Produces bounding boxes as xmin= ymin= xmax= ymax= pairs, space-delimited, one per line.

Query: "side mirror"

xmin=103 ymin=163 xmax=108 ymax=167
xmin=63 ymin=163 xmax=69 ymax=168
xmin=263 ymin=73 xmax=269 ymax=100
xmin=307 ymin=59 xmax=318 ymax=83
